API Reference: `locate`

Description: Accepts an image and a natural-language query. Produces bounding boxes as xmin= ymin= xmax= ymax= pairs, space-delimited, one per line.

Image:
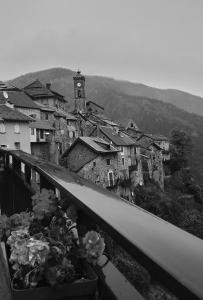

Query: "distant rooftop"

xmin=100 ymin=126 xmax=136 ymax=146
xmin=24 ymin=79 xmax=66 ymax=101
xmin=79 ymin=136 xmax=119 ymax=154
xmin=0 ymin=90 xmax=39 ymax=109
xmin=62 ymin=136 xmax=119 ymax=160
xmin=144 ymin=133 xmax=168 ymax=141
xmin=0 ymin=81 xmax=18 ymax=91
xmin=0 ymin=105 xmax=31 ymax=122
xmin=29 ymin=119 xmax=55 ymax=130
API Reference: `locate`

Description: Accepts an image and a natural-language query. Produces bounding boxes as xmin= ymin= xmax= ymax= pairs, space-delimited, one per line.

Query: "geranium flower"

xmin=82 ymin=231 xmax=105 ymax=264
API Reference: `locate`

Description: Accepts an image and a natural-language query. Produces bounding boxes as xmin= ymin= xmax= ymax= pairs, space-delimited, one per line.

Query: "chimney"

xmin=46 ymin=83 xmax=51 ymax=90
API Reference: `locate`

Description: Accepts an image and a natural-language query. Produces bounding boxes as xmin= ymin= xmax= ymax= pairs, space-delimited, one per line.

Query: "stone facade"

xmin=78 ymin=154 xmax=120 ymax=189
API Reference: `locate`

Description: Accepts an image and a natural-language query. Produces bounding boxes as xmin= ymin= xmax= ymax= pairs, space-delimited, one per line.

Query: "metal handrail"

xmin=1 ymin=149 xmax=203 ymax=300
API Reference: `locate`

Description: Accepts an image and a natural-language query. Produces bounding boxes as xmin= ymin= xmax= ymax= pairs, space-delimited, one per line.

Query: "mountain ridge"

xmin=9 ymin=67 xmax=203 ymax=116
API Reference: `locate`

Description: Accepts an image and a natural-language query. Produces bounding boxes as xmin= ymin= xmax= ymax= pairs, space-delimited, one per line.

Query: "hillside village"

xmin=0 ymin=71 xmax=170 ymax=200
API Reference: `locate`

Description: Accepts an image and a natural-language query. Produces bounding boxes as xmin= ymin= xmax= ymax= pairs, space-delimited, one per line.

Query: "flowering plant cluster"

xmin=1 ymin=189 xmax=105 ymax=289
xmin=0 ymin=212 xmax=33 ymax=240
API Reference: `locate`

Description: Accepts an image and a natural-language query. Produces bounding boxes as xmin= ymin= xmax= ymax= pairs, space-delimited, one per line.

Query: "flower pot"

xmin=1 ymin=242 xmax=98 ymax=300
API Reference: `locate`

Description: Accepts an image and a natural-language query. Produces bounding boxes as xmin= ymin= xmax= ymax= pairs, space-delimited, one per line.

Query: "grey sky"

xmin=0 ymin=0 xmax=203 ymax=96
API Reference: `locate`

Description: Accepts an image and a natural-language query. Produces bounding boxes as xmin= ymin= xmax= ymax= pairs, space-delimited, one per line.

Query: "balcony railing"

xmin=0 ymin=149 xmax=203 ymax=300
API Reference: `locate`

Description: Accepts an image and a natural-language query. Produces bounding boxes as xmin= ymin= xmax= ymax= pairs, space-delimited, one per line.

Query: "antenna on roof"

xmin=3 ymin=91 xmax=8 ymax=99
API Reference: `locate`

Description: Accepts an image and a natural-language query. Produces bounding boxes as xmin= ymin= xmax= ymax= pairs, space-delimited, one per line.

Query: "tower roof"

xmin=73 ymin=70 xmax=85 ymax=81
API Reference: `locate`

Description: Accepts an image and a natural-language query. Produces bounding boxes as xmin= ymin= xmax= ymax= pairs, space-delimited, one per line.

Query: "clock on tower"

xmin=73 ymin=70 xmax=86 ymax=114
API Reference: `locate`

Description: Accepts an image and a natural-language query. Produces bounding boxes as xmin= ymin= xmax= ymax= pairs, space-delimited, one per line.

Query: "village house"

xmin=93 ymin=126 xmax=136 ymax=177
xmin=0 ymin=86 xmax=41 ymax=119
xmin=61 ymin=136 xmax=120 ymax=190
xmin=139 ymin=133 xmax=170 ymax=161
xmin=0 ymin=81 xmax=76 ymax=163
xmin=124 ymin=120 xmax=142 ymax=140
xmin=30 ymin=119 xmax=55 ymax=161
xmin=136 ymin=135 xmax=165 ymax=190
xmin=23 ymin=80 xmax=78 ymax=156
xmin=0 ymin=103 xmax=31 ymax=153
xmin=23 ymin=80 xmax=66 ymax=110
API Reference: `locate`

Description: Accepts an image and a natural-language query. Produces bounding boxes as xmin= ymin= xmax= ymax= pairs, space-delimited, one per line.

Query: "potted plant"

xmin=0 ymin=188 xmax=105 ymax=300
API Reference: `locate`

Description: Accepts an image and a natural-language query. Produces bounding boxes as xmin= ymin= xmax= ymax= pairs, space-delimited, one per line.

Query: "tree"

xmin=169 ymin=129 xmax=193 ymax=173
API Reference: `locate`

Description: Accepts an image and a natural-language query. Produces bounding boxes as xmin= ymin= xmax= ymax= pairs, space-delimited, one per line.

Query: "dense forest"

xmin=134 ymin=129 xmax=203 ymax=239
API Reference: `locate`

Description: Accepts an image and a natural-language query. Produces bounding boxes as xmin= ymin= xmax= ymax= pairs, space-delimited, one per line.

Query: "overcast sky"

xmin=0 ymin=0 xmax=203 ymax=96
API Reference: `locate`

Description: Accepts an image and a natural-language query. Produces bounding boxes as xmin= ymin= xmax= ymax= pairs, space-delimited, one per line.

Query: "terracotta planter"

xmin=1 ymin=242 xmax=98 ymax=300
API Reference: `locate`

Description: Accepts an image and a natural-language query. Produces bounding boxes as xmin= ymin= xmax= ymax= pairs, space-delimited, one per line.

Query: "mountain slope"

xmin=9 ymin=68 xmax=203 ymax=185
xmin=10 ymin=67 xmax=203 ymax=116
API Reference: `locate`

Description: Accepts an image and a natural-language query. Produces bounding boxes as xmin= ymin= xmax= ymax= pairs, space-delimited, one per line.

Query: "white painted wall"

xmin=0 ymin=121 xmax=31 ymax=153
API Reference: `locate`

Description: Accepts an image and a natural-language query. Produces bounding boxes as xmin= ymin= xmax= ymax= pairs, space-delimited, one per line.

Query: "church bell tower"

xmin=73 ymin=70 xmax=86 ymax=114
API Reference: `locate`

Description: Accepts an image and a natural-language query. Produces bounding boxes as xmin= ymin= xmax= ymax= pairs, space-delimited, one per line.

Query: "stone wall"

xmin=65 ymin=143 xmax=97 ymax=172
xmin=78 ymin=153 xmax=120 ymax=188
xmin=147 ymin=146 xmax=164 ymax=190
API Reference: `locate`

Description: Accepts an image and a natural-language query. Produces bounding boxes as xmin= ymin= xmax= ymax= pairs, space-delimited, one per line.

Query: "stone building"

xmin=136 ymin=135 xmax=165 ymax=190
xmin=61 ymin=136 xmax=120 ymax=189
xmin=139 ymin=133 xmax=170 ymax=161
xmin=92 ymin=126 xmax=137 ymax=178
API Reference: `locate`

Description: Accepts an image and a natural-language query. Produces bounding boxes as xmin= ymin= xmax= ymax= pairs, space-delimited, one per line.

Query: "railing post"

xmin=5 ymin=153 xmax=9 ymax=167
xmin=25 ymin=165 xmax=31 ymax=185
xmin=12 ymin=157 xmax=21 ymax=175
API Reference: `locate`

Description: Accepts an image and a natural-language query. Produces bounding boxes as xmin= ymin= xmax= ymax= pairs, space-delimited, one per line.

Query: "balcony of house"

xmin=30 ymin=120 xmax=55 ymax=143
xmin=0 ymin=149 xmax=203 ymax=300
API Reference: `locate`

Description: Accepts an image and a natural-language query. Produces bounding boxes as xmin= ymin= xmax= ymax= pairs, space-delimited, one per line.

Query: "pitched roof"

xmin=0 ymin=90 xmax=39 ymax=109
xmin=144 ymin=133 xmax=168 ymax=141
xmin=29 ymin=120 xmax=55 ymax=130
xmin=86 ymin=101 xmax=104 ymax=110
xmin=137 ymin=139 xmax=161 ymax=150
xmin=24 ymin=80 xmax=56 ymax=98
xmin=0 ymin=81 xmax=9 ymax=90
xmin=62 ymin=136 xmax=118 ymax=158
xmin=100 ymin=126 xmax=135 ymax=146
xmin=79 ymin=137 xmax=119 ymax=153
xmin=35 ymin=103 xmax=55 ymax=112
xmin=102 ymin=119 xmax=119 ymax=127
xmin=0 ymin=105 xmax=31 ymax=122
xmin=65 ymin=112 xmax=77 ymax=121
xmin=0 ymin=81 xmax=18 ymax=91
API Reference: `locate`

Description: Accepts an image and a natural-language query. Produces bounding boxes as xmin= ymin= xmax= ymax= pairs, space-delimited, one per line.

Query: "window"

xmin=77 ymin=90 xmax=81 ymax=98
xmin=0 ymin=123 xmax=5 ymax=133
xmin=45 ymin=112 xmax=49 ymax=120
xmin=120 ymin=146 xmax=124 ymax=154
xmin=31 ymin=128 xmax=35 ymax=135
xmin=122 ymin=157 xmax=125 ymax=166
xmin=14 ymin=123 xmax=20 ymax=133
xmin=14 ymin=142 xmax=20 ymax=150
xmin=43 ymin=99 xmax=48 ymax=105
xmin=40 ymin=130 xmax=44 ymax=139
xmin=106 ymin=159 xmax=111 ymax=165
xmin=108 ymin=171 xmax=114 ymax=187
xmin=73 ymin=131 xmax=76 ymax=138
